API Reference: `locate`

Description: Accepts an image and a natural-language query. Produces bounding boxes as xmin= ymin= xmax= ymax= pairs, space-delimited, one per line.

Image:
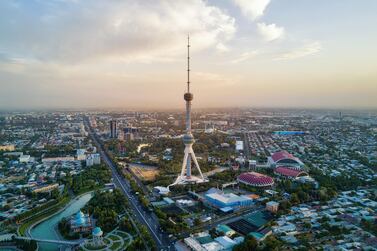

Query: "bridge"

xmin=3 ymin=235 xmax=84 ymax=246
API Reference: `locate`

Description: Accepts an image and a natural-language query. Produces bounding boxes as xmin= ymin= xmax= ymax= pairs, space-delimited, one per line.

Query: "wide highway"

xmin=84 ymin=117 xmax=174 ymax=251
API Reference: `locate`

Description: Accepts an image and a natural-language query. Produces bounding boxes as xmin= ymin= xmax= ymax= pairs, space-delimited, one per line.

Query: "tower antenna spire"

xmin=187 ymin=34 xmax=190 ymax=93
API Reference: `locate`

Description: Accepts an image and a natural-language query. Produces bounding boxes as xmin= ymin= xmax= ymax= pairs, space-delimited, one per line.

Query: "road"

xmin=16 ymin=236 xmax=81 ymax=246
xmin=84 ymin=118 xmax=174 ymax=251
xmin=243 ymin=131 xmax=251 ymax=160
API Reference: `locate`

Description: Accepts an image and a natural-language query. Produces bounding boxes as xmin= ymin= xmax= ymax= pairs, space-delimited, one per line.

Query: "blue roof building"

xmin=70 ymin=210 xmax=92 ymax=233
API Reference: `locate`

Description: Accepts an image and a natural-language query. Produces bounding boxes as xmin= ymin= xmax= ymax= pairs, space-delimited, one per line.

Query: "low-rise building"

xmin=266 ymin=201 xmax=279 ymax=213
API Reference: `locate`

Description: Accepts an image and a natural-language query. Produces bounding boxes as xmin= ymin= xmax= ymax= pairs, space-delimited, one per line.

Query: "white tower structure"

xmin=171 ymin=36 xmax=208 ymax=186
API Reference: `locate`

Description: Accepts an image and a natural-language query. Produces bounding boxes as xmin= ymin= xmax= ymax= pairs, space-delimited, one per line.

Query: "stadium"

xmin=237 ymin=172 xmax=274 ymax=188
xmin=274 ymin=166 xmax=308 ymax=179
xmin=268 ymin=150 xmax=304 ymax=169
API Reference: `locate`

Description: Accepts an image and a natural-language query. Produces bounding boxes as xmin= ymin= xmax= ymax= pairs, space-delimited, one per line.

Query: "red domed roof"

xmin=237 ymin=172 xmax=274 ymax=187
xmin=275 ymin=167 xmax=308 ymax=178
xmin=271 ymin=151 xmax=295 ymax=162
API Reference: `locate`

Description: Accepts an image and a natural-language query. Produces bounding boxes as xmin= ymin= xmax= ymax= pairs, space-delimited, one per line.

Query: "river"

xmin=29 ymin=192 xmax=93 ymax=251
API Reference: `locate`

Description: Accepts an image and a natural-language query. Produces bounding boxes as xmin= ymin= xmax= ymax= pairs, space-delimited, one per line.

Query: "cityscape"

xmin=1 ymin=1 xmax=377 ymax=251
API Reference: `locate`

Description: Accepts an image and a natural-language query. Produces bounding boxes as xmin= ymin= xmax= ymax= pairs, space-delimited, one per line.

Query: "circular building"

xmin=275 ymin=166 xmax=308 ymax=179
xmin=268 ymin=151 xmax=304 ymax=169
xmin=92 ymin=227 xmax=103 ymax=237
xmin=91 ymin=227 xmax=104 ymax=247
xmin=237 ymin=172 xmax=274 ymax=187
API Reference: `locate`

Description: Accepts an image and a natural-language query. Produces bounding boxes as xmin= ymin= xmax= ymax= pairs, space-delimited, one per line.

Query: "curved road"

xmin=85 ymin=117 xmax=173 ymax=251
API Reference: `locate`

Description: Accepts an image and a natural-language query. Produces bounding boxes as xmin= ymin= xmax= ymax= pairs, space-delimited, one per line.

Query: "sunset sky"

xmin=0 ymin=0 xmax=376 ymax=110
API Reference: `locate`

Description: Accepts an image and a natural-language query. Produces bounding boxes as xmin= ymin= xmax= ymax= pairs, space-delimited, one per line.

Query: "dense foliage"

xmin=14 ymin=238 xmax=38 ymax=251
xmin=43 ymin=144 xmax=76 ymax=157
xmin=154 ymin=207 xmax=189 ymax=234
xmin=61 ymin=164 xmax=111 ymax=194
xmin=233 ymin=235 xmax=258 ymax=251
xmin=233 ymin=235 xmax=283 ymax=251
xmin=58 ymin=217 xmax=80 ymax=239
xmin=84 ymin=189 xmax=126 ymax=232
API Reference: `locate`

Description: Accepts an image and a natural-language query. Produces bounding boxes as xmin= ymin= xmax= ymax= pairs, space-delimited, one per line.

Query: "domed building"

xmin=268 ymin=151 xmax=304 ymax=169
xmin=91 ymin=227 xmax=104 ymax=247
xmin=237 ymin=172 xmax=274 ymax=188
xmin=274 ymin=166 xmax=308 ymax=179
xmin=70 ymin=210 xmax=92 ymax=233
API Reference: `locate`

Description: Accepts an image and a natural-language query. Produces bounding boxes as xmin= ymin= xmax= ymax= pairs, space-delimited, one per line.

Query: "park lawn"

xmin=84 ymin=244 xmax=107 ymax=250
xmin=115 ymin=231 xmax=129 ymax=239
xmin=110 ymin=241 xmax=121 ymax=250
xmin=108 ymin=234 xmax=121 ymax=242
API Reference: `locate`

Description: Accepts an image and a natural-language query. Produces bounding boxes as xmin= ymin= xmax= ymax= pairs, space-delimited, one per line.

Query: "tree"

xmin=290 ymin=193 xmax=300 ymax=204
xmin=84 ymin=189 xmax=126 ymax=232
xmin=261 ymin=236 xmax=283 ymax=251
xmin=303 ymin=222 xmax=311 ymax=229
xmin=233 ymin=236 xmax=258 ymax=251
xmin=298 ymin=190 xmax=309 ymax=202
xmin=279 ymin=200 xmax=291 ymax=211
xmin=194 ymin=218 xmax=201 ymax=226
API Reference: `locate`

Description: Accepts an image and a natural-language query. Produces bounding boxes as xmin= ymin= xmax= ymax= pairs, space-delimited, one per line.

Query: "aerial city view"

xmin=0 ymin=1 xmax=376 ymax=251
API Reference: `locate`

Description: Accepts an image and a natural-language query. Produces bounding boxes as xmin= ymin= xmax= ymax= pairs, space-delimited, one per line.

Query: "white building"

xmin=184 ymin=237 xmax=205 ymax=251
xmin=76 ymin=149 xmax=86 ymax=161
xmin=19 ymin=155 xmax=31 ymax=163
xmin=235 ymin=141 xmax=244 ymax=152
xmin=86 ymin=154 xmax=101 ymax=167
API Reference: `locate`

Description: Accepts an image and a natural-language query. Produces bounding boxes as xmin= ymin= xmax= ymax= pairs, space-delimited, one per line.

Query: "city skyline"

xmin=1 ymin=0 xmax=377 ymax=110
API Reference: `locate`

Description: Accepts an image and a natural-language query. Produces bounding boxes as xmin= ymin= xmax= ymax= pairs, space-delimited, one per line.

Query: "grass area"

xmin=18 ymin=196 xmax=70 ymax=236
xmin=130 ymin=166 xmax=159 ymax=181
xmin=116 ymin=231 xmax=129 ymax=239
xmin=84 ymin=244 xmax=107 ymax=250
xmin=108 ymin=235 xmax=121 ymax=241
xmin=110 ymin=241 xmax=121 ymax=250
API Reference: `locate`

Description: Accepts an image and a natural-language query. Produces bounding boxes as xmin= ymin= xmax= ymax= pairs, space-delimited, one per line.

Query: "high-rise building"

xmin=123 ymin=125 xmax=138 ymax=141
xmin=170 ymin=36 xmax=208 ymax=186
xmin=109 ymin=120 xmax=117 ymax=138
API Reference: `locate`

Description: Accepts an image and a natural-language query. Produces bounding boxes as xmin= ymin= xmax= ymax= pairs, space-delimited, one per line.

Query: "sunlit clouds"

xmin=257 ymin=23 xmax=285 ymax=42
xmin=0 ymin=0 xmax=377 ymax=109
xmin=275 ymin=42 xmax=322 ymax=60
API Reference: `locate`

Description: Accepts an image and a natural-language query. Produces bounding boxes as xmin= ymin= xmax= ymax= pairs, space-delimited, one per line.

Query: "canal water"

xmin=30 ymin=192 xmax=93 ymax=251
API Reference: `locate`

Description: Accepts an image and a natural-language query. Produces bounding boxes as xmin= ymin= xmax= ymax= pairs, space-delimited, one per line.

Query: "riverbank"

xmin=18 ymin=196 xmax=71 ymax=237
xmin=29 ymin=192 xmax=94 ymax=251
xmin=24 ymin=191 xmax=93 ymax=239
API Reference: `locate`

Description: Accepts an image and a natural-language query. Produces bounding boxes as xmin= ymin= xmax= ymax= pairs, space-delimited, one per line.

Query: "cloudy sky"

xmin=0 ymin=0 xmax=376 ymax=110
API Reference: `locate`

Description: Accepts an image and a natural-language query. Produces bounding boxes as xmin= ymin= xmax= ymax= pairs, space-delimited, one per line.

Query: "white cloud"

xmin=216 ymin=43 xmax=230 ymax=52
xmin=232 ymin=0 xmax=271 ymax=20
xmin=193 ymin=72 xmax=238 ymax=87
xmin=275 ymin=41 xmax=322 ymax=60
xmin=230 ymin=50 xmax=260 ymax=64
xmin=232 ymin=1 xmax=285 ymax=42
xmin=257 ymin=22 xmax=285 ymax=41
xmin=0 ymin=0 xmax=236 ymax=63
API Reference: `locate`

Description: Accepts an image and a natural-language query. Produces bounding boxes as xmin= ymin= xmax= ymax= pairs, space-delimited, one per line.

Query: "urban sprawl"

xmin=0 ymin=109 xmax=376 ymax=251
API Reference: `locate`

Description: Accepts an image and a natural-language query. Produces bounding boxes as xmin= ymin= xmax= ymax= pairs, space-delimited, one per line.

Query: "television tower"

xmin=171 ymin=35 xmax=208 ymax=186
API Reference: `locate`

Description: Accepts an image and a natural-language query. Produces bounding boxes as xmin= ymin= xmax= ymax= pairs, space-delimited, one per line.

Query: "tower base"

xmin=170 ymin=175 xmax=208 ymax=187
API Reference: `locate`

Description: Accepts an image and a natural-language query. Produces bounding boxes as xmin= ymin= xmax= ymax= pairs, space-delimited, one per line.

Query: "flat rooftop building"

xmin=204 ymin=188 xmax=253 ymax=210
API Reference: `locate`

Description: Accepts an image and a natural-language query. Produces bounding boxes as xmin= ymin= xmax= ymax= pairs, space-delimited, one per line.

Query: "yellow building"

xmin=32 ymin=183 xmax=59 ymax=193
xmin=0 ymin=145 xmax=15 ymax=151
